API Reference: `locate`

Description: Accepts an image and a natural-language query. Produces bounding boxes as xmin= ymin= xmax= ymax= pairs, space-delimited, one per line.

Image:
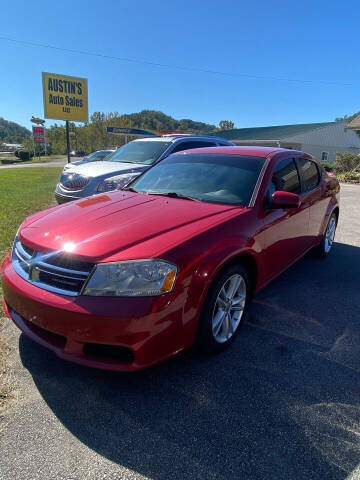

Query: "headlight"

xmin=82 ymin=259 xmax=178 ymax=296
xmin=96 ymin=173 xmax=138 ymax=193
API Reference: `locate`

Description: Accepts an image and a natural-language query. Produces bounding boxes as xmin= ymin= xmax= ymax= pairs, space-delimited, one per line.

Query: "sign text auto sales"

xmin=42 ymin=72 xmax=88 ymax=122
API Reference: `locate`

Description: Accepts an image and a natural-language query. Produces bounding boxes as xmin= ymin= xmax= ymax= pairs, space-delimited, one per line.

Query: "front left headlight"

xmin=82 ymin=259 xmax=178 ymax=297
xmin=96 ymin=173 xmax=138 ymax=193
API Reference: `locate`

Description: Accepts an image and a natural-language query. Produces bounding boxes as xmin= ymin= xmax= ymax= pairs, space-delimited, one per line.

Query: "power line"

xmin=0 ymin=35 xmax=353 ymax=87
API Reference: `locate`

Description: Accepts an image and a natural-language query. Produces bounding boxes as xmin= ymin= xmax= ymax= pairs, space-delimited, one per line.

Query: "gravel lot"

xmin=0 ymin=184 xmax=359 ymax=480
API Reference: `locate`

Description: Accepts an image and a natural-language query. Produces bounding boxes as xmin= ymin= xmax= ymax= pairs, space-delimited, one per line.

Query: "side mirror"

xmin=272 ymin=191 xmax=300 ymax=208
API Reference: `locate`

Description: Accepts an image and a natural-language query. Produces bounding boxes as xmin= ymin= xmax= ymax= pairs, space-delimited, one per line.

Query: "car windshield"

xmin=105 ymin=141 xmax=171 ymax=165
xmin=130 ymin=154 xmax=265 ymax=206
xmin=86 ymin=151 xmax=112 ymax=161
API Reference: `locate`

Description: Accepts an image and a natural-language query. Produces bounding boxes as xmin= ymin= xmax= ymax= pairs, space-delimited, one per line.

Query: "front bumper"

xmin=1 ymin=254 xmax=188 ymax=371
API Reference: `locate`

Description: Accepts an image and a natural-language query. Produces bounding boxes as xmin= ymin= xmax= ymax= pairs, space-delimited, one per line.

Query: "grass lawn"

xmin=0 ymin=167 xmax=62 ymax=415
xmin=0 ymin=167 xmax=62 ymax=260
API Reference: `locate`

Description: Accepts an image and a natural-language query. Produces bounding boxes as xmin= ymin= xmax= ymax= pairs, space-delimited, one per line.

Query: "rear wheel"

xmin=313 ymin=212 xmax=337 ymax=258
xmin=196 ymin=264 xmax=251 ymax=353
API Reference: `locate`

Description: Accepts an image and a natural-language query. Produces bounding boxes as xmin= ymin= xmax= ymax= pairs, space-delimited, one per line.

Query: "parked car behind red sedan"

xmin=1 ymin=147 xmax=340 ymax=371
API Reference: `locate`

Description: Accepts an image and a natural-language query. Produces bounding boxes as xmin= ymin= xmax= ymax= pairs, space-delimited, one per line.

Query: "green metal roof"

xmin=213 ymin=122 xmax=336 ymax=141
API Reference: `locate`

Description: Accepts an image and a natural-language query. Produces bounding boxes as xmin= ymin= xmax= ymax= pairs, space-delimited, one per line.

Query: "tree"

xmin=0 ymin=117 xmax=31 ymax=143
xmin=1 ymin=110 xmax=219 ymax=155
xmin=335 ymin=112 xmax=359 ymax=122
xmin=219 ymin=120 xmax=234 ymax=130
xmin=333 ymin=152 xmax=360 ymax=173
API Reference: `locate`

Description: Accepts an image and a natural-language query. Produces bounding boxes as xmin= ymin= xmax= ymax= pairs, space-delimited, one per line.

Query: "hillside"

xmin=105 ymin=110 xmax=217 ymax=134
xmin=0 ymin=117 xmax=31 ymax=144
xmin=45 ymin=110 xmax=219 ymax=153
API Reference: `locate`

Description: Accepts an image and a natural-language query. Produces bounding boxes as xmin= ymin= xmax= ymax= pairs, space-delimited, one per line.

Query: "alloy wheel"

xmin=212 ymin=274 xmax=247 ymax=343
xmin=324 ymin=216 xmax=336 ymax=253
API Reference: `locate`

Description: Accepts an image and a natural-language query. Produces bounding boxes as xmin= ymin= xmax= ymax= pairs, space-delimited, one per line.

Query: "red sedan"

xmin=1 ymin=147 xmax=340 ymax=371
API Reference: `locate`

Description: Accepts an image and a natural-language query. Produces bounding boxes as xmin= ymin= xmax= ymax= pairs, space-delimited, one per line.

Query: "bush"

xmin=333 ymin=152 xmax=360 ymax=173
xmin=42 ymin=146 xmax=52 ymax=156
xmin=343 ymin=171 xmax=360 ymax=182
xmin=321 ymin=163 xmax=333 ymax=172
xmin=336 ymin=172 xmax=360 ymax=183
xmin=18 ymin=150 xmax=34 ymax=161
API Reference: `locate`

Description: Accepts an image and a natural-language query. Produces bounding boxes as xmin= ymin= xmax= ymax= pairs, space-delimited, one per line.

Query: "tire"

xmin=313 ymin=212 xmax=337 ymax=258
xmin=196 ymin=264 xmax=251 ymax=354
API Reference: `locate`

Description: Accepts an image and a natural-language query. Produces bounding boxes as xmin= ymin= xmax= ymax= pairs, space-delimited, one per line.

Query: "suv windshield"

xmin=130 ymin=154 xmax=265 ymax=206
xmin=106 ymin=141 xmax=171 ymax=165
xmin=86 ymin=151 xmax=112 ymax=161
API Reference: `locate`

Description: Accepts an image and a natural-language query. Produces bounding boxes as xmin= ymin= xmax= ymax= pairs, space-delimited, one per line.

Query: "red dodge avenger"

xmin=1 ymin=147 xmax=340 ymax=371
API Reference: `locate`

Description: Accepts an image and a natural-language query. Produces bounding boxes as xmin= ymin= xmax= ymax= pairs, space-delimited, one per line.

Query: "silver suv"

xmin=55 ymin=135 xmax=234 ymax=203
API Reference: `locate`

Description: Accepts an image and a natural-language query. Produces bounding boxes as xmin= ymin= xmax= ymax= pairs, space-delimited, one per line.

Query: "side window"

xmin=171 ymin=141 xmax=216 ymax=153
xmin=269 ymin=158 xmax=301 ymax=197
xmin=298 ymin=158 xmax=320 ymax=191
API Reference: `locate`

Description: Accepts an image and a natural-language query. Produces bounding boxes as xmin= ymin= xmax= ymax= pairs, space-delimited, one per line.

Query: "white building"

xmin=215 ymin=121 xmax=360 ymax=164
xmin=1 ymin=143 xmax=23 ymax=151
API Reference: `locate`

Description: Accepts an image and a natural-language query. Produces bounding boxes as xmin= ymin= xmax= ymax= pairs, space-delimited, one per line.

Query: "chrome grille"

xmin=60 ymin=172 xmax=89 ymax=190
xmin=12 ymin=238 xmax=94 ymax=296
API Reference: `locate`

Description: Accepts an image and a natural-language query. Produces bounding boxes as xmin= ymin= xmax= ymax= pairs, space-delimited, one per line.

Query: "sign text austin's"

xmin=42 ymin=72 xmax=88 ymax=122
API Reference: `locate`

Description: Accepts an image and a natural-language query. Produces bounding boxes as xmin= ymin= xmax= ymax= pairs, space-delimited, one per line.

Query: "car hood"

xmin=67 ymin=161 xmax=147 ymax=177
xmin=19 ymin=191 xmax=244 ymax=261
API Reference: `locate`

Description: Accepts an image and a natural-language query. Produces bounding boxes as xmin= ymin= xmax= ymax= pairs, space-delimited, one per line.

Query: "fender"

xmin=317 ymin=185 xmax=340 ymax=241
xmin=180 ymin=235 xmax=264 ymax=346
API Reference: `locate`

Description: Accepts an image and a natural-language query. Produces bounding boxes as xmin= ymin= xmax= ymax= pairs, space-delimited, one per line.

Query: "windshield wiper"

xmin=123 ymin=186 xmax=138 ymax=193
xmin=145 ymin=191 xmax=201 ymax=202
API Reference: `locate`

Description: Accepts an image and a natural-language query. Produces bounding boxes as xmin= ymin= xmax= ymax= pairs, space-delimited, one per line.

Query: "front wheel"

xmin=313 ymin=212 xmax=337 ymax=258
xmin=196 ymin=264 xmax=251 ymax=354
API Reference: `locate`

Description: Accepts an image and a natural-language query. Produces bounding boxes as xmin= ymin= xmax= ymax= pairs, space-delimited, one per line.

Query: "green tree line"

xmin=22 ymin=110 xmax=235 ymax=154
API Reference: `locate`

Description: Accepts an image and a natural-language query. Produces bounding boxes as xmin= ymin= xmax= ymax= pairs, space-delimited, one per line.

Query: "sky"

xmin=1 ymin=0 xmax=360 ymax=130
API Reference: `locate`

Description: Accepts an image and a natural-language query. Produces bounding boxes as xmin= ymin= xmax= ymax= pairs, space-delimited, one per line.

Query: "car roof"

xmin=133 ymin=135 xmax=232 ymax=144
xmin=171 ymin=145 xmax=303 ymax=158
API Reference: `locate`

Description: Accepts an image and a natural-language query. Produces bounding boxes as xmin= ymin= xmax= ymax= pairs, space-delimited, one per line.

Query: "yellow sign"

xmin=42 ymin=72 xmax=88 ymax=122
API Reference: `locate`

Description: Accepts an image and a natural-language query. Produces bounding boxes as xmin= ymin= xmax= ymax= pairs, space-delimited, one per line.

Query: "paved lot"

xmin=1 ymin=184 xmax=359 ymax=480
xmin=0 ymin=157 xmax=82 ymax=169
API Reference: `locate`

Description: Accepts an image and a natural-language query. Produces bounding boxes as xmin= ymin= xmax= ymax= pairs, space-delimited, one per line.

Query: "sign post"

xmin=65 ymin=121 xmax=71 ymax=163
xmin=42 ymin=72 xmax=88 ymax=163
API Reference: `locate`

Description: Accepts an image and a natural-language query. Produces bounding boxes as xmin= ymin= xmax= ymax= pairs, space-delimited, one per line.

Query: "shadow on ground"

xmin=19 ymin=242 xmax=360 ymax=480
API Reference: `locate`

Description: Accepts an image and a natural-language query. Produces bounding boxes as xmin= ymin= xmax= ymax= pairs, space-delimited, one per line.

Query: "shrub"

xmin=343 ymin=171 xmax=360 ymax=182
xmin=18 ymin=150 xmax=34 ymax=161
xmin=321 ymin=163 xmax=333 ymax=172
xmin=333 ymin=152 xmax=360 ymax=173
xmin=40 ymin=146 xmax=52 ymax=156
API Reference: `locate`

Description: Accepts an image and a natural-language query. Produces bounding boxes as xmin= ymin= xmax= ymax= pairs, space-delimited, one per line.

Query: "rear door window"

xmin=298 ymin=158 xmax=320 ymax=191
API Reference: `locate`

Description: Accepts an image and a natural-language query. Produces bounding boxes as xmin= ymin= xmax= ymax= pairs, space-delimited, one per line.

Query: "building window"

xmin=321 ymin=151 xmax=329 ymax=162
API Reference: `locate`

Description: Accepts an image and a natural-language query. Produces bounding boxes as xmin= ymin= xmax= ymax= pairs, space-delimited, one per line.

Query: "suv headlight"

xmin=82 ymin=259 xmax=178 ymax=297
xmin=96 ymin=173 xmax=138 ymax=193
